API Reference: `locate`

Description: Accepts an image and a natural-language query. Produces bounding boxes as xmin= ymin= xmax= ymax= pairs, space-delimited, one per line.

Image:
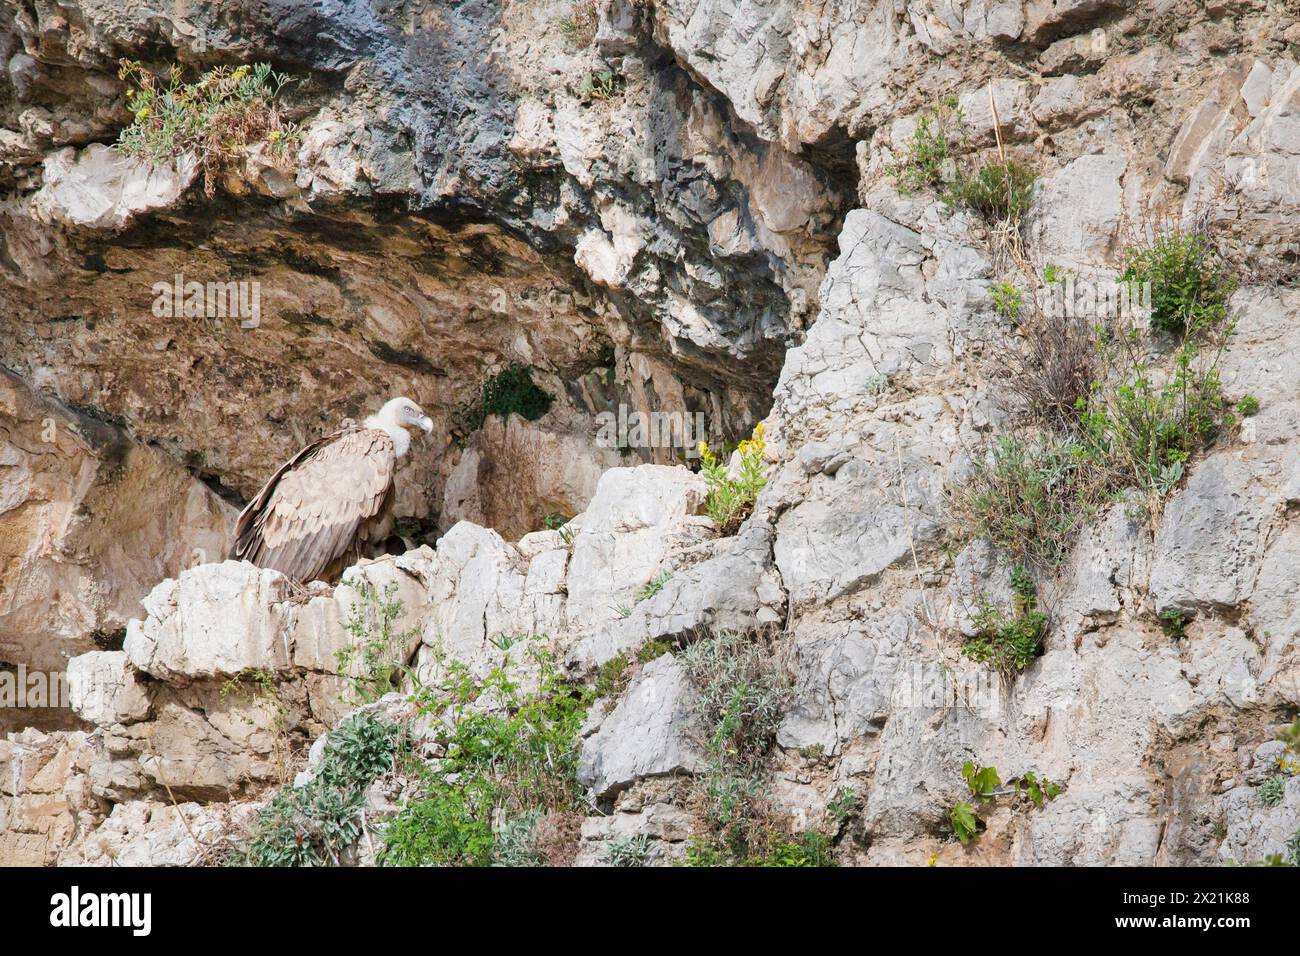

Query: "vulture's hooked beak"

xmin=419 ymin=415 xmax=433 ymax=435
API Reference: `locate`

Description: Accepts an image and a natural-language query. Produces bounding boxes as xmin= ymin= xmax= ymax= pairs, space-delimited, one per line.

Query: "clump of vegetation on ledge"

xmin=954 ymin=225 xmax=1236 ymax=571
xmin=944 ymin=159 xmax=1037 ymax=229
xmin=678 ymin=630 xmax=852 ymax=866
xmin=889 ymin=97 xmax=964 ymax=195
xmin=115 ymin=60 xmax=301 ymax=197
xmin=455 ymin=364 xmax=554 ymax=440
xmin=1118 ymin=229 xmax=1236 ymax=335
xmin=381 ymin=646 xmax=589 ymax=867
xmin=961 ymin=567 xmax=1047 ymax=676
xmin=232 ymin=712 xmax=405 ymax=867
xmin=698 ymin=422 xmax=768 ymax=534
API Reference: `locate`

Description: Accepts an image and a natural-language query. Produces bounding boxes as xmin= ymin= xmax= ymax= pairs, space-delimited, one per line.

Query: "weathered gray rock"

xmin=32 ymin=144 xmax=197 ymax=231
xmin=573 ymin=802 xmax=694 ymax=866
xmin=577 ymin=655 xmax=703 ymax=799
xmin=1217 ymin=777 xmax=1300 ymax=865
xmin=61 ymin=799 xmax=261 ymax=867
xmin=67 ymin=651 xmax=151 ymax=726
xmin=566 ymin=465 xmax=711 ymax=629
xmin=1149 ymin=452 xmax=1278 ymax=614
xmin=567 ymin=525 xmax=781 ymax=670
xmin=124 ymin=561 xmax=293 ymax=681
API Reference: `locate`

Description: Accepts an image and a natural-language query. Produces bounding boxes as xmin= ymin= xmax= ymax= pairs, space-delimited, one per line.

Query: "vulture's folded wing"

xmin=229 ymin=428 xmax=396 ymax=583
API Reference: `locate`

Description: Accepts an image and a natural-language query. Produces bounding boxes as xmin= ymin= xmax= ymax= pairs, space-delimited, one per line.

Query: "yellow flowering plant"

xmin=698 ymin=422 xmax=768 ymax=532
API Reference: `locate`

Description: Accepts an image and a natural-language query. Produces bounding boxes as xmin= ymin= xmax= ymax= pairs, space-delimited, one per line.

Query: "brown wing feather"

xmin=228 ymin=428 xmax=398 ymax=583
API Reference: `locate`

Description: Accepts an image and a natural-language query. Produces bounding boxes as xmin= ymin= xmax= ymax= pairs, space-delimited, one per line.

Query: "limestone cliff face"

xmin=2 ymin=0 xmax=1300 ymax=866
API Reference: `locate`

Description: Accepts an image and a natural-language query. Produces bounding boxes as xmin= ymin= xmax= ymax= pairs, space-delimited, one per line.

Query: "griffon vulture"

xmin=229 ymin=397 xmax=433 ymax=584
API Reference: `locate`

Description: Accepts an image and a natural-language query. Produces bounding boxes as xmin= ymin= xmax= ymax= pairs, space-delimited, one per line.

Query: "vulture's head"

xmin=365 ymin=397 xmax=434 ymax=457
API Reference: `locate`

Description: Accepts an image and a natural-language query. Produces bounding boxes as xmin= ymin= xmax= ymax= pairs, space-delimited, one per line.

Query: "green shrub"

xmin=889 ymin=100 xmax=963 ymax=195
xmin=755 ymin=831 xmax=836 ymax=867
xmin=944 ymin=160 xmax=1037 ymax=226
xmin=1238 ymin=394 xmax=1260 ymax=417
xmin=1259 ymin=776 xmax=1286 ymax=807
xmin=681 ymin=631 xmax=791 ymax=863
xmin=115 ymin=60 xmax=300 ymax=197
xmin=989 ymin=280 xmax=1024 ymax=321
xmin=235 ymin=713 xmax=404 ymax=866
xmin=1158 ymin=607 xmax=1187 ymax=639
xmin=1042 ymin=262 xmax=1072 ymax=284
xmin=1077 ymin=333 xmax=1229 ymax=501
xmin=381 ymin=650 xmax=589 ymax=866
xmin=958 ymin=291 xmax=1233 ymax=567
xmin=950 ymin=801 xmax=980 ymax=845
xmin=458 ymin=365 xmax=553 ymax=435
xmin=1118 ymin=230 xmax=1236 ymax=335
xmin=685 ymin=829 xmax=838 ymax=867
xmin=961 ymin=568 xmax=1047 ymax=675
xmin=948 ymin=761 xmax=1060 ymax=845
xmin=336 ymin=582 xmax=418 ymax=704
xmin=381 ymin=783 xmax=496 ymax=866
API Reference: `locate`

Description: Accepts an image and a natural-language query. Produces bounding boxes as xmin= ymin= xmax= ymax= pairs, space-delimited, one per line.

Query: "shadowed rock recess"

xmin=1 ymin=0 xmax=1298 ymax=866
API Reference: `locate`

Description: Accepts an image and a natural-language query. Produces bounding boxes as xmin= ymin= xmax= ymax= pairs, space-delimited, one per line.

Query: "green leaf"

xmin=950 ymin=802 xmax=979 ymax=845
xmin=970 ymin=765 xmax=1001 ymax=799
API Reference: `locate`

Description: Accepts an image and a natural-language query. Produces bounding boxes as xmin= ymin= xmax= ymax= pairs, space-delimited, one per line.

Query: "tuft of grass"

xmin=1118 ymin=230 xmax=1236 ymax=336
xmin=115 ymin=60 xmax=300 ymax=198
xmin=951 ymin=433 xmax=1109 ymax=571
xmin=889 ymin=98 xmax=963 ymax=195
xmin=558 ymin=0 xmax=599 ymax=48
xmin=944 ymin=160 xmax=1037 ymax=227
xmin=1237 ymin=394 xmax=1260 ymax=417
xmin=635 ymin=570 xmax=672 ymax=604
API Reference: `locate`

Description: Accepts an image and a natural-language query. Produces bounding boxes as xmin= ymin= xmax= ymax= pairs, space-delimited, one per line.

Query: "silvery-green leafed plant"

xmin=115 ymin=59 xmax=301 ymax=197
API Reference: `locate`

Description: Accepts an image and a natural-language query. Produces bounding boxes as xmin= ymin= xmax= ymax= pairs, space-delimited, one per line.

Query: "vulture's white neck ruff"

xmin=363 ymin=410 xmax=412 ymax=458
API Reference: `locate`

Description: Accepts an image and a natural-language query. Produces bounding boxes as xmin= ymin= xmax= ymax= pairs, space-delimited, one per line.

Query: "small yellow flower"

xmin=927 ymin=853 xmax=938 ymax=867
xmin=698 ymin=440 xmax=708 ymax=455
xmin=135 ymin=107 xmax=151 ymax=120
xmin=126 ymin=88 xmax=135 ymax=98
